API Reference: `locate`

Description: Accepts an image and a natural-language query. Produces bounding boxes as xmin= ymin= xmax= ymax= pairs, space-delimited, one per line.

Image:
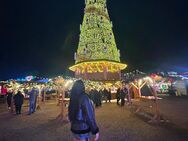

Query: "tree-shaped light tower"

xmin=69 ymin=0 xmax=127 ymax=81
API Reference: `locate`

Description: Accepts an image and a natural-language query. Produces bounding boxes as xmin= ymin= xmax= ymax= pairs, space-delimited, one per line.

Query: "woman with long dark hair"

xmin=68 ymin=80 xmax=99 ymax=141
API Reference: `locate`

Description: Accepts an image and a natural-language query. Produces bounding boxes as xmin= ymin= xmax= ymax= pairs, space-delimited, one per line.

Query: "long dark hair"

xmin=68 ymin=80 xmax=85 ymax=121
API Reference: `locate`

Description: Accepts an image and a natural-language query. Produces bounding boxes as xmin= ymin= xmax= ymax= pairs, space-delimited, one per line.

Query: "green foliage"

xmin=75 ymin=0 xmax=120 ymax=63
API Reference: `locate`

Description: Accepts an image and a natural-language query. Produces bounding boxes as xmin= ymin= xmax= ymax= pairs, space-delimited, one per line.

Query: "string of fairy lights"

xmin=76 ymin=0 xmax=120 ymax=63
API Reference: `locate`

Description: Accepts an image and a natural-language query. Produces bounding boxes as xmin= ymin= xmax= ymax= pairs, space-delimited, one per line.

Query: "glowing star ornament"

xmin=69 ymin=0 xmax=127 ymax=81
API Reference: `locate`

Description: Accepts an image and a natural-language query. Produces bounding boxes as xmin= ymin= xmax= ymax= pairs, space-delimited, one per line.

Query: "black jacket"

xmin=120 ymin=88 xmax=128 ymax=99
xmin=116 ymin=88 xmax=121 ymax=99
xmin=69 ymin=94 xmax=99 ymax=135
xmin=14 ymin=93 xmax=24 ymax=105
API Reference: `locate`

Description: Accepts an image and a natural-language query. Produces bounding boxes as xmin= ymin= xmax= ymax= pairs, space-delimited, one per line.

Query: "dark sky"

xmin=0 ymin=0 xmax=188 ymax=80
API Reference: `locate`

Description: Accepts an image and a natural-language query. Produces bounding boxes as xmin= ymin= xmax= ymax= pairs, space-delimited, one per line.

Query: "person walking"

xmin=126 ymin=83 xmax=132 ymax=105
xmin=6 ymin=89 xmax=13 ymax=110
xmin=120 ymin=82 xmax=128 ymax=106
xmin=116 ymin=87 xmax=121 ymax=105
xmin=98 ymin=89 xmax=102 ymax=107
xmin=33 ymin=86 xmax=39 ymax=111
xmin=14 ymin=91 xmax=24 ymax=114
xmin=28 ymin=87 xmax=39 ymax=115
xmin=107 ymin=88 xmax=111 ymax=103
xmin=68 ymin=80 xmax=99 ymax=141
xmin=103 ymin=88 xmax=108 ymax=103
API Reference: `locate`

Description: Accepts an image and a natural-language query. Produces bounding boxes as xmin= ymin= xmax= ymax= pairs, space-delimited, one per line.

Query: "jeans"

xmin=29 ymin=100 xmax=35 ymax=114
xmin=72 ymin=132 xmax=91 ymax=141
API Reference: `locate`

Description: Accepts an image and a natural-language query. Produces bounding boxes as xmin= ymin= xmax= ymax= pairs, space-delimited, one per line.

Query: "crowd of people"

xmin=3 ymin=86 xmax=39 ymax=115
xmin=0 ymin=82 xmax=59 ymax=115
xmin=1 ymin=80 xmax=134 ymax=116
xmin=0 ymin=79 xmax=159 ymax=141
xmin=87 ymin=82 xmax=132 ymax=108
xmin=88 ymin=88 xmax=110 ymax=107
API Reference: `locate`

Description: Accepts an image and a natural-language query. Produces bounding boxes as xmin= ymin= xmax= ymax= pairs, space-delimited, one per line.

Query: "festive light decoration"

xmin=69 ymin=60 xmax=127 ymax=73
xmin=25 ymin=76 xmax=34 ymax=81
xmin=69 ymin=0 xmax=127 ymax=80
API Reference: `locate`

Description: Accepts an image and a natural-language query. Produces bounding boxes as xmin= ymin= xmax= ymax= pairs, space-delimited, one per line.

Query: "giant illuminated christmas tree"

xmin=69 ymin=0 xmax=127 ymax=80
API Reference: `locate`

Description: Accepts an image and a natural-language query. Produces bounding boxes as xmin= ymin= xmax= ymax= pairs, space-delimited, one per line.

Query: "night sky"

xmin=1 ymin=0 xmax=188 ymax=80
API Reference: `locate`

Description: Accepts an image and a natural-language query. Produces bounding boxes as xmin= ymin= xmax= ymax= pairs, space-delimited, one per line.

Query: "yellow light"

xmin=64 ymin=80 xmax=74 ymax=88
xmin=143 ymin=76 xmax=153 ymax=84
xmin=138 ymin=79 xmax=143 ymax=86
xmin=69 ymin=60 xmax=127 ymax=73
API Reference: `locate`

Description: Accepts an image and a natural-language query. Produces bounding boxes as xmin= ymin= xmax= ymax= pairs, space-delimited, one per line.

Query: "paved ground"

xmin=0 ymin=97 xmax=188 ymax=141
xmin=158 ymin=96 xmax=188 ymax=129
